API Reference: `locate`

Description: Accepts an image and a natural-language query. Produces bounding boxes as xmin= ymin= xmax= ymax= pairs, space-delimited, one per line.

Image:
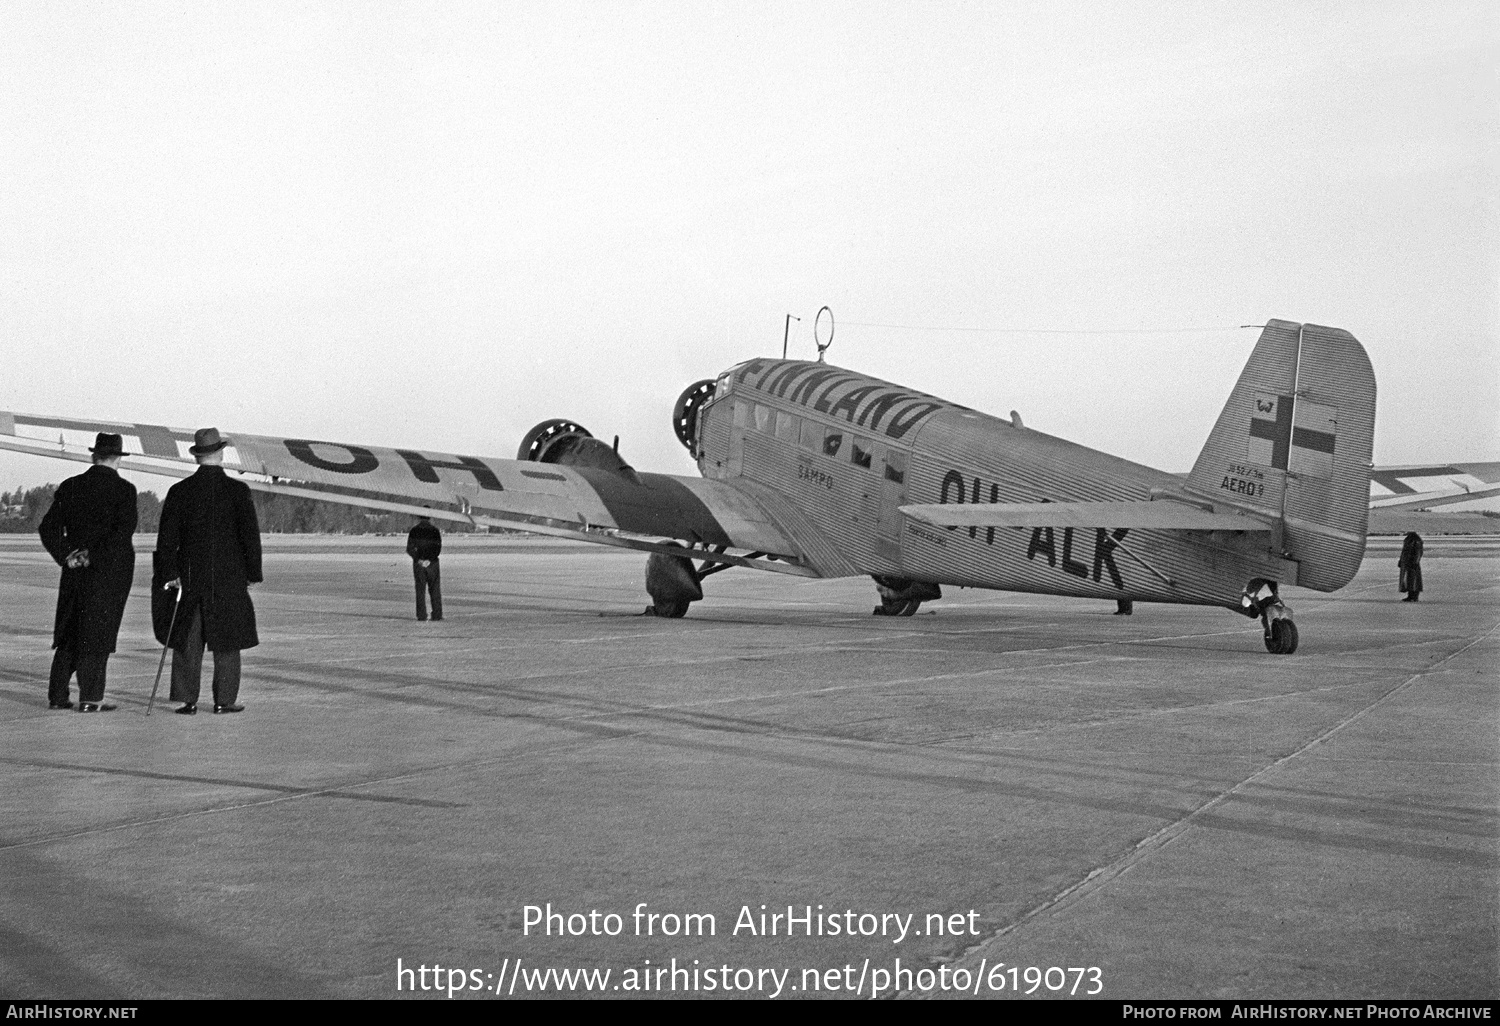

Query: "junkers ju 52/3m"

xmin=1 ymin=318 xmax=1376 ymax=654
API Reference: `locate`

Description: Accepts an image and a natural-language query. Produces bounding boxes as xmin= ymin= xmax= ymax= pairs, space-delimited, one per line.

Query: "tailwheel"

xmin=1241 ymin=578 xmax=1298 ymax=655
xmin=1264 ymin=617 xmax=1299 ymax=655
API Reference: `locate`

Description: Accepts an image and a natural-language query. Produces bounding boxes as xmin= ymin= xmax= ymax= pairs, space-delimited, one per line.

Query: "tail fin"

xmin=1187 ymin=319 xmax=1376 ymax=591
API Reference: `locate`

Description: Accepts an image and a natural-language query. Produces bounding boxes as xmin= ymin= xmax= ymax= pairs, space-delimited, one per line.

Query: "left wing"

xmin=0 ymin=411 xmax=827 ymax=577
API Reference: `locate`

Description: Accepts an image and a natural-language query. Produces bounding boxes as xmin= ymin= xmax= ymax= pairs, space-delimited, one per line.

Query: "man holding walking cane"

xmin=156 ymin=428 xmax=263 ymax=715
xmin=146 ymin=554 xmax=184 ymax=715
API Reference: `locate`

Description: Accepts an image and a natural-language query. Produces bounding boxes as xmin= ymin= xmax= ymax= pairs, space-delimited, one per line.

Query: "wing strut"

xmin=1110 ymin=534 xmax=1177 ymax=588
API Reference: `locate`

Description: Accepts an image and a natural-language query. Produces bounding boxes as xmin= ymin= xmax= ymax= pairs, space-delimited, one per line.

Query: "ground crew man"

xmin=407 ymin=512 xmax=443 ymax=621
xmin=1398 ymin=531 xmax=1424 ymax=602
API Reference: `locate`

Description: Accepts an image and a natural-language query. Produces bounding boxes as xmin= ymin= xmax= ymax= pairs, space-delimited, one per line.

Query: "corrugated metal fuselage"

xmin=695 ymin=359 xmax=1296 ymax=609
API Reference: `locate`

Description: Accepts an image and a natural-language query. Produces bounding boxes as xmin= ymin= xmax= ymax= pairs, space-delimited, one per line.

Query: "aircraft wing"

xmin=1370 ymin=462 xmax=1500 ymax=502
xmin=1369 ymin=485 xmax=1500 ymax=512
xmin=899 ymin=499 xmax=1272 ymax=531
xmin=1367 ymin=509 xmax=1500 ymax=535
xmin=0 ymin=411 xmax=834 ymax=578
xmin=1367 ymin=462 xmax=1500 ymax=533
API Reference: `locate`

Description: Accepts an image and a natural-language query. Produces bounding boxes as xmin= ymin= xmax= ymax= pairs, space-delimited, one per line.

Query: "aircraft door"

xmin=876 ymin=447 xmax=907 ymax=562
xmin=721 ymin=399 xmax=748 ymax=477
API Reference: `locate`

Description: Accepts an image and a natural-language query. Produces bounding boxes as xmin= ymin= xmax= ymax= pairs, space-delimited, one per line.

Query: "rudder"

xmin=1187 ymin=319 xmax=1376 ymax=591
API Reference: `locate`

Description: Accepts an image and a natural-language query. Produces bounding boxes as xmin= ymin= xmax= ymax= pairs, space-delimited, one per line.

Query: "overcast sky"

xmin=2 ymin=1 xmax=1495 ymax=493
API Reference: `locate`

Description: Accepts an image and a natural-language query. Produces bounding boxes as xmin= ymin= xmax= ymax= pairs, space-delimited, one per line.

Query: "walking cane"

xmin=146 ymin=584 xmax=183 ymax=717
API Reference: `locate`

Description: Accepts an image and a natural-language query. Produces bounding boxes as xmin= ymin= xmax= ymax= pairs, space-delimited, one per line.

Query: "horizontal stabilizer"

xmin=900 ymin=499 xmax=1271 ymax=532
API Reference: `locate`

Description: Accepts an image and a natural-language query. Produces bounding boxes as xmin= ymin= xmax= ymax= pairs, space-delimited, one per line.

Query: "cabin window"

xmin=823 ymin=432 xmax=843 ymax=458
xmin=754 ymin=404 xmax=773 ymax=432
xmin=775 ymin=410 xmax=799 ymax=441
xmin=850 ymin=438 xmax=873 ymax=469
xmin=732 ymin=400 xmax=749 ymax=428
xmin=799 ymin=418 xmax=823 ymax=450
xmin=884 ymin=450 xmax=907 ymax=484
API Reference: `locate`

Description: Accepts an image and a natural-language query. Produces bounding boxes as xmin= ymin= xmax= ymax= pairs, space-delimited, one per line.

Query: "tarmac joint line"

xmin=910 ymin=618 xmax=1500 ymax=999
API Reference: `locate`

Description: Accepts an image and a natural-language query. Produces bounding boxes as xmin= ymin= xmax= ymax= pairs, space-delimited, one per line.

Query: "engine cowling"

xmin=517 ymin=418 xmax=638 ymax=480
xmin=518 ymin=418 xmax=591 ymax=463
xmin=672 ymin=379 xmax=716 ymax=456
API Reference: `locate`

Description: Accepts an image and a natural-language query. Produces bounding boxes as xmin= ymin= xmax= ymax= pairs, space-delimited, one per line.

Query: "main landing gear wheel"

xmin=870 ymin=576 xmax=942 ymax=617
xmin=645 ymin=549 xmax=704 ymax=618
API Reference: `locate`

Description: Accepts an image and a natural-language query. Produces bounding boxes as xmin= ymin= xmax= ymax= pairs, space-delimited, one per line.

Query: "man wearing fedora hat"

xmin=156 ymin=427 xmax=263 ymax=715
xmin=38 ymin=432 xmax=138 ymax=711
xmin=406 ymin=509 xmax=443 ymax=621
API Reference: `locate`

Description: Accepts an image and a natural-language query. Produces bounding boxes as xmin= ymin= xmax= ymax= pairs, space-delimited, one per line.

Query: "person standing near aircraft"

xmin=407 ymin=511 xmax=443 ymax=621
xmin=38 ymin=433 xmax=137 ymax=711
xmin=1398 ymin=531 xmax=1424 ymax=602
xmin=157 ymin=428 xmax=262 ymax=714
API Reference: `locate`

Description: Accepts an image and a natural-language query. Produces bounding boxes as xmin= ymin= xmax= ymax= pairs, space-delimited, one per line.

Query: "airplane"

xmin=1 ymin=318 xmax=1384 ymax=655
xmin=1363 ymin=462 xmax=1500 ymax=535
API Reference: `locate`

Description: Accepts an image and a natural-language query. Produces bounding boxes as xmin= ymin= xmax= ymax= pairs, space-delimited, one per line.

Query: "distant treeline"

xmin=0 ymin=483 xmax=478 ymax=535
xmin=0 ymin=484 xmax=61 ymax=533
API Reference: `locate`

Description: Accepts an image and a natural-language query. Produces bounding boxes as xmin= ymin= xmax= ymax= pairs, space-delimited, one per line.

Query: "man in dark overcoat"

xmin=38 ymin=433 xmax=138 ymax=711
xmin=1398 ymin=531 xmax=1424 ymax=602
xmin=156 ymin=427 xmax=262 ymax=715
xmin=406 ymin=511 xmax=443 ymax=621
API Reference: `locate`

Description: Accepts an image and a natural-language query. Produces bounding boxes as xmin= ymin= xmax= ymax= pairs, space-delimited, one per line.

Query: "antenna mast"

xmin=814 ymin=306 xmax=834 ymax=362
